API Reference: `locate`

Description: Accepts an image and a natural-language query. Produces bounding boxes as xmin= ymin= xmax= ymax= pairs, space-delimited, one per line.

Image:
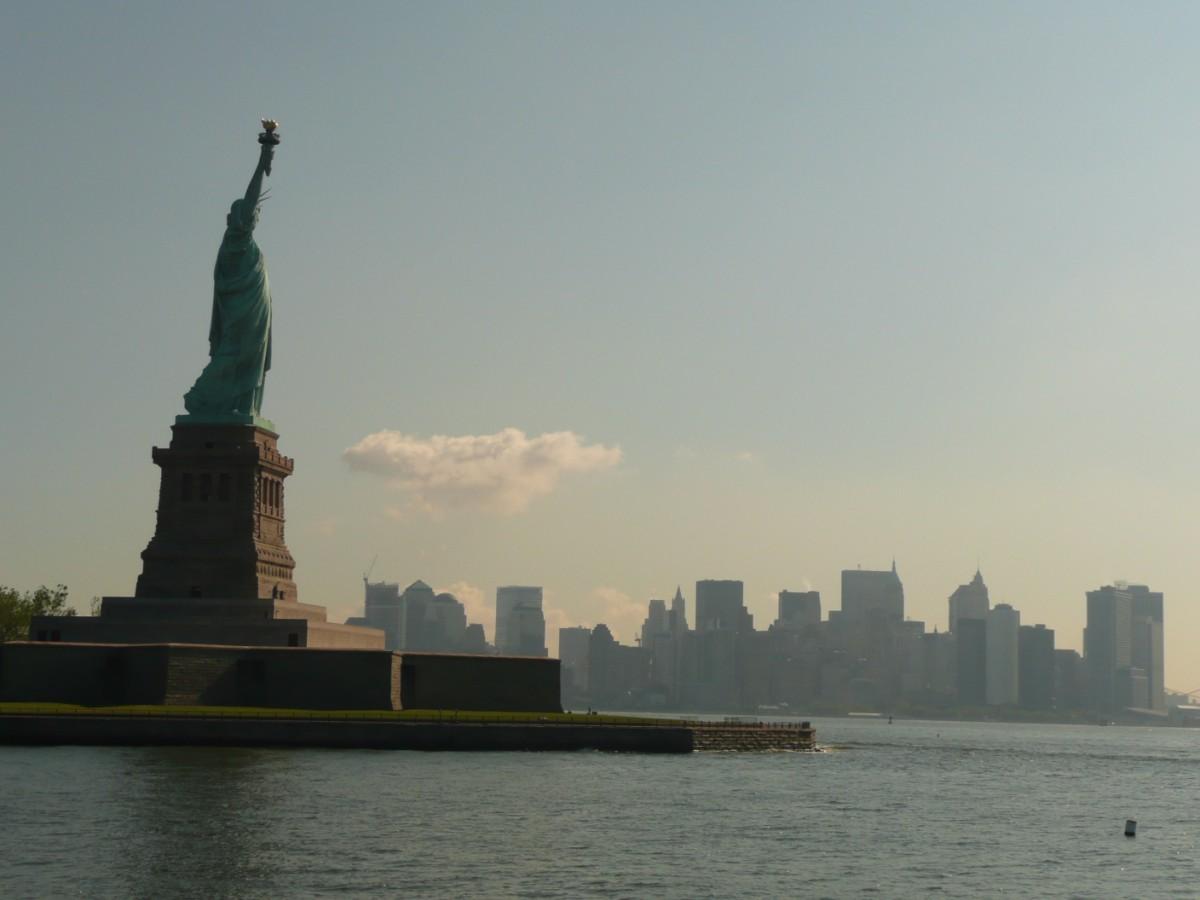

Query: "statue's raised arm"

xmin=244 ymin=120 xmax=279 ymax=210
xmin=180 ymin=121 xmax=282 ymax=427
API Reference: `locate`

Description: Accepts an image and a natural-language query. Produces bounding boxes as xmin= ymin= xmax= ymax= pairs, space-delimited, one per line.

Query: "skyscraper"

xmin=669 ymin=586 xmax=688 ymax=637
xmin=495 ymin=585 xmax=544 ymax=654
xmin=427 ymin=591 xmax=468 ymax=651
xmin=841 ymin=564 xmax=904 ymax=622
xmin=948 ymin=568 xmax=989 ymax=634
xmin=1128 ymin=584 xmax=1165 ymax=712
xmin=363 ymin=580 xmax=404 ymax=649
xmin=558 ymin=625 xmax=592 ymax=695
xmin=1085 ymin=585 xmax=1133 ymax=715
xmin=985 ymin=603 xmax=1020 ymax=706
xmin=695 ymin=580 xmax=751 ymax=633
xmin=400 ymin=579 xmax=436 ymax=650
xmin=956 ymin=617 xmax=987 ymax=706
xmin=641 ymin=598 xmax=669 ymax=646
xmin=1018 ymin=623 xmax=1055 ymax=710
xmin=776 ymin=590 xmax=821 ymax=629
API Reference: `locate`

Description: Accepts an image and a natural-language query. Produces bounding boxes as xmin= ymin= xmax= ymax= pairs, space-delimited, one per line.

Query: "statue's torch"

xmin=258 ymin=119 xmax=280 ymax=175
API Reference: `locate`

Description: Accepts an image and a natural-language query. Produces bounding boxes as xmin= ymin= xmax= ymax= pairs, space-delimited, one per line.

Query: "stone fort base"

xmin=31 ymin=595 xmax=385 ymax=650
xmin=0 ymin=643 xmax=562 ymax=712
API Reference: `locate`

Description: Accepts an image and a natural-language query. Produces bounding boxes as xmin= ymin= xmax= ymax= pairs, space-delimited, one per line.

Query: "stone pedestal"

xmin=31 ymin=421 xmax=383 ymax=650
xmin=136 ymin=423 xmax=298 ymax=604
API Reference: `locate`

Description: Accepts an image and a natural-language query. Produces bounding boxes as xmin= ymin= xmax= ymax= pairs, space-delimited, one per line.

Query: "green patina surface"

xmin=181 ymin=132 xmax=279 ymax=424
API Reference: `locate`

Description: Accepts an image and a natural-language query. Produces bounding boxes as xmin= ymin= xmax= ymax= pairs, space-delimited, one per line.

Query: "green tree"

xmin=0 ymin=585 xmax=74 ymax=642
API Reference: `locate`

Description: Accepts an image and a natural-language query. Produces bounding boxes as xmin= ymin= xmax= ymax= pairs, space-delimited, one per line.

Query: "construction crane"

xmin=363 ymin=555 xmax=378 ymax=588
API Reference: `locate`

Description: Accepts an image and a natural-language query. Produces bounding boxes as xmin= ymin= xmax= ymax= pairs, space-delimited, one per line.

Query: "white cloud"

xmin=438 ymin=581 xmax=492 ymax=638
xmin=344 ymin=427 xmax=622 ymax=515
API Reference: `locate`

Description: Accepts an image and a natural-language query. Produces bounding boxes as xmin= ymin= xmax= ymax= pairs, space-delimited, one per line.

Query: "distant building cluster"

xmin=348 ymin=580 xmax=488 ymax=654
xmin=346 ymin=566 xmax=1165 ymax=719
xmin=347 ymin=580 xmax=547 ymax=657
xmin=559 ymin=568 xmax=1166 ymax=719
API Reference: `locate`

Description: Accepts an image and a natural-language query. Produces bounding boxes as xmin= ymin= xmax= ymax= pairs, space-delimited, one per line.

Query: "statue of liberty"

xmin=182 ymin=121 xmax=281 ymax=426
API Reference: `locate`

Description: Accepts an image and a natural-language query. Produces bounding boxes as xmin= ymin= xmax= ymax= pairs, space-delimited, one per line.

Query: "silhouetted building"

xmin=641 ymin=598 xmax=668 ymax=646
xmin=363 ymin=580 xmax=404 ymax=649
xmin=776 ymin=590 xmax=821 ymax=630
xmin=956 ymin=618 xmax=987 ymax=706
xmin=1128 ymin=584 xmax=1165 ymax=711
xmin=1018 ymin=624 xmax=1055 ymax=710
xmin=1085 ymin=585 xmax=1133 ymax=715
xmin=1122 ymin=666 xmax=1150 ymax=710
xmin=695 ymin=580 xmax=752 ymax=633
xmin=558 ymin=625 xmax=591 ymax=699
xmin=948 ymin=568 xmax=989 ymax=634
xmin=425 ymin=591 xmax=468 ymax=650
xmin=986 ymin=604 xmax=1020 ymax=706
xmin=461 ymin=623 xmax=488 ymax=654
xmin=919 ymin=630 xmax=957 ymax=703
xmin=355 ymin=579 xmax=485 ymax=653
xmin=399 ymin=580 xmax=436 ymax=649
xmin=692 ymin=627 xmax=741 ymax=709
xmin=1054 ymin=649 xmax=1086 ymax=710
xmin=587 ymin=623 xmax=648 ymax=707
xmin=669 ymin=586 xmax=688 ymax=635
xmin=496 ymin=586 xmax=546 ymax=656
xmin=841 ymin=564 xmax=903 ymax=623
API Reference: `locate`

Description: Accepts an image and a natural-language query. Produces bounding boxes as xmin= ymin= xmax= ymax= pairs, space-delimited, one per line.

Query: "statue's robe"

xmin=183 ymin=199 xmax=272 ymax=417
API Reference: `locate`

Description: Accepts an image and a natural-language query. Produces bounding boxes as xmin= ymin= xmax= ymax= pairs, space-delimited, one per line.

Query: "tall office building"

xmin=776 ymin=590 xmax=821 ymax=629
xmin=1084 ymin=585 xmax=1133 ymax=715
xmin=641 ymin=598 xmax=669 ymax=646
xmin=426 ymin=591 xmax=468 ymax=650
xmin=399 ymin=580 xmax=436 ymax=650
xmin=1054 ymin=649 xmax=1086 ymax=710
xmin=695 ymin=580 xmax=752 ymax=633
xmin=956 ymin=617 xmax=987 ymax=705
xmin=948 ymin=568 xmax=990 ymax=634
xmin=588 ymin=624 xmax=620 ymax=706
xmin=841 ymin=564 xmax=904 ymax=622
xmin=1128 ymin=584 xmax=1165 ymax=711
xmin=363 ymin=580 xmax=404 ymax=649
xmin=1018 ymin=623 xmax=1055 ymax=710
xmin=985 ymin=604 xmax=1020 ymax=706
xmin=558 ymin=625 xmax=592 ymax=694
xmin=669 ymin=586 xmax=688 ymax=636
xmin=496 ymin=585 xmax=546 ymax=656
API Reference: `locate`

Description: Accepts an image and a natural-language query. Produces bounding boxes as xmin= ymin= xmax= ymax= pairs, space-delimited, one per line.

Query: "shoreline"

xmin=0 ymin=704 xmax=816 ymax=753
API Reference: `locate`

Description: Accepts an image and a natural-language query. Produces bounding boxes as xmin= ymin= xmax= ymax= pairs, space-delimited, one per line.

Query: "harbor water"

xmin=2 ymin=718 xmax=1198 ymax=897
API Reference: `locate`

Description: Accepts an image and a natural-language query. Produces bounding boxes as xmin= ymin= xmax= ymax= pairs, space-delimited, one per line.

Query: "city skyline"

xmin=354 ymin=564 xmax=1173 ymax=692
xmin=5 ymin=4 xmax=1200 ymax=688
xmin=553 ymin=571 xmax=1163 ymax=717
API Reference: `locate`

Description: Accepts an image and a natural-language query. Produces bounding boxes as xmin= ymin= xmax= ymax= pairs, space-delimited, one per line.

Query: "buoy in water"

xmin=1125 ymin=819 xmax=1137 ymax=837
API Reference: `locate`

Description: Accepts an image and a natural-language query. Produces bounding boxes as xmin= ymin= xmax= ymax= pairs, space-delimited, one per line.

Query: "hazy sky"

xmin=4 ymin=3 xmax=1200 ymax=684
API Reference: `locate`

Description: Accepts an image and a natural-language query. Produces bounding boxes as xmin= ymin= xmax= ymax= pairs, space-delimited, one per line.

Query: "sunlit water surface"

xmin=3 ymin=718 xmax=1199 ymax=897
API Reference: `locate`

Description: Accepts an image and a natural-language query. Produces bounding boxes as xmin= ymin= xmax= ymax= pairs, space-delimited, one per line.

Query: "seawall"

xmin=0 ymin=712 xmax=693 ymax=752
xmin=0 ymin=708 xmax=816 ymax=753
